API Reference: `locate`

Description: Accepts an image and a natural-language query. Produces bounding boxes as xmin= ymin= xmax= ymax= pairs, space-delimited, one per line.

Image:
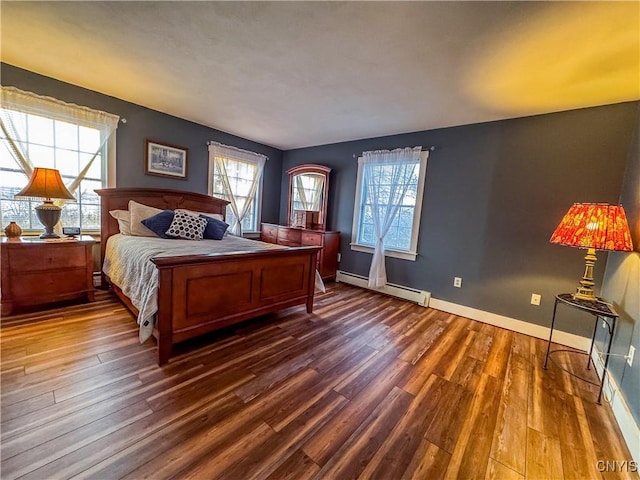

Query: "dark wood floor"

xmin=0 ymin=283 xmax=635 ymax=479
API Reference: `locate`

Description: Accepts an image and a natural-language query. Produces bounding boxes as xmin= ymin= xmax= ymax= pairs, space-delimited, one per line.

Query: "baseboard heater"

xmin=336 ymin=270 xmax=431 ymax=307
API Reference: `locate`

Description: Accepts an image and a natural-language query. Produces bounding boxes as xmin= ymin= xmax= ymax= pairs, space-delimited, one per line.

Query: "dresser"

xmin=1 ymin=236 xmax=95 ymax=316
xmin=261 ymin=223 xmax=339 ymax=280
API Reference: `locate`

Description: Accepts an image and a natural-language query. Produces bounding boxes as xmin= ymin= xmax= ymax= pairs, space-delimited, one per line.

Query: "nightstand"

xmin=1 ymin=236 xmax=95 ymax=316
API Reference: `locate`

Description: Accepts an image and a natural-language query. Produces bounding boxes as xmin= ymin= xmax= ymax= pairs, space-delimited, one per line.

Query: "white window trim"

xmin=207 ymin=154 xmax=264 ymax=234
xmin=350 ymin=150 xmax=428 ymax=261
xmin=107 ymin=132 xmax=117 ymax=188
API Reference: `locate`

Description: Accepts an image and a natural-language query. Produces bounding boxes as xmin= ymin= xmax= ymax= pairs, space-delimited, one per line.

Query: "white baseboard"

xmin=428 ymin=297 xmax=591 ymax=350
xmin=591 ymin=348 xmax=640 ymax=463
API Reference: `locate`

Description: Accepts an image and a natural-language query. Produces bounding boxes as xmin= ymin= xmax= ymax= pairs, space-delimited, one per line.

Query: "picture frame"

xmin=145 ymin=140 xmax=188 ymax=179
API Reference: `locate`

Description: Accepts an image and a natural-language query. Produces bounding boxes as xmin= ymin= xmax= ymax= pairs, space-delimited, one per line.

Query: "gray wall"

xmin=601 ymin=104 xmax=640 ymax=425
xmin=283 ymin=102 xmax=639 ymax=338
xmin=1 ymin=63 xmax=284 ymax=224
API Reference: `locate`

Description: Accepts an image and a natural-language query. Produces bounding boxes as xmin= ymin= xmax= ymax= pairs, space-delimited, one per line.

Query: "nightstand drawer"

xmin=9 ymin=244 xmax=87 ymax=271
xmin=11 ymin=268 xmax=89 ymax=299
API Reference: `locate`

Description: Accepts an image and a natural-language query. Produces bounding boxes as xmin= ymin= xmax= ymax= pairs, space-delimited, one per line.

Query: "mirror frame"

xmin=286 ymin=163 xmax=331 ymax=230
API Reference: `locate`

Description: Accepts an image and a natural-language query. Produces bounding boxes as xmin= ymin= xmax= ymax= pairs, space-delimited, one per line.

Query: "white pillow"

xmin=129 ymin=200 xmax=162 ymax=237
xmin=175 ymin=208 xmax=224 ymax=221
xmin=166 ymin=210 xmax=208 ymax=240
xmin=109 ymin=209 xmax=131 ymax=235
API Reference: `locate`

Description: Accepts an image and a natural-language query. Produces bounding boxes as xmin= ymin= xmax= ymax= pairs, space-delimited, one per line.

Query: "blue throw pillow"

xmin=201 ymin=215 xmax=229 ymax=240
xmin=141 ymin=210 xmax=178 ymax=239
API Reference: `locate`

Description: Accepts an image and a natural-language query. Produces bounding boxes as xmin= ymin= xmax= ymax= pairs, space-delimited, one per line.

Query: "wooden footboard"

xmin=152 ymin=247 xmax=319 ymax=364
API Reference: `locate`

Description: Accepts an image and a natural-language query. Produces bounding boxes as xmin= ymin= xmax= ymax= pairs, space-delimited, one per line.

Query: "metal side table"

xmin=543 ymin=293 xmax=618 ymax=404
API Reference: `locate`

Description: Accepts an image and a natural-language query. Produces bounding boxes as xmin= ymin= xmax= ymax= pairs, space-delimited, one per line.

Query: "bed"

xmin=96 ymin=187 xmax=320 ymax=365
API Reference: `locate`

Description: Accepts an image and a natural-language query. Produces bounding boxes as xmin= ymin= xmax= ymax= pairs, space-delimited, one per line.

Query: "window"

xmin=0 ymin=87 xmax=118 ymax=234
xmin=351 ymin=150 xmax=428 ymax=261
xmin=208 ymin=142 xmax=266 ymax=235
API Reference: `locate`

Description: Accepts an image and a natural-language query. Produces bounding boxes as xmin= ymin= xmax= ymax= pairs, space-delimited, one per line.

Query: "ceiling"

xmin=2 ymin=1 xmax=639 ymax=150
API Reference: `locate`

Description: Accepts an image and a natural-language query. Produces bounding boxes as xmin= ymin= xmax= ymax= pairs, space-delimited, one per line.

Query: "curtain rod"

xmin=352 ymin=145 xmax=436 ymax=158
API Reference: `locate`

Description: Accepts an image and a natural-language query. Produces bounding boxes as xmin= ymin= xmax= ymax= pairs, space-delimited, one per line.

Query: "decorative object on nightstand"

xmin=550 ymin=203 xmax=633 ymax=301
xmin=15 ymin=167 xmax=75 ymax=239
xmin=3 ymin=221 xmax=22 ymax=240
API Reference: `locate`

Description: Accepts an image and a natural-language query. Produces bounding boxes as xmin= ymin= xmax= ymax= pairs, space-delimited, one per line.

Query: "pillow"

xmin=141 ymin=210 xmax=177 ymax=239
xmin=109 ymin=209 xmax=131 ymax=235
xmin=129 ymin=200 xmax=162 ymax=237
xmin=176 ymin=208 xmax=224 ymax=222
xmin=201 ymin=215 xmax=229 ymax=240
xmin=165 ymin=210 xmax=207 ymax=240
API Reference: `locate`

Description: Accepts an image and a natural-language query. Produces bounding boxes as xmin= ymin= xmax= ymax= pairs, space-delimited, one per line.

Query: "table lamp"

xmin=15 ymin=167 xmax=75 ymax=239
xmin=550 ymin=203 xmax=633 ymax=301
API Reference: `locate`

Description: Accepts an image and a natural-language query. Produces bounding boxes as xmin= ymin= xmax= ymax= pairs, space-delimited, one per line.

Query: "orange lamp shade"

xmin=550 ymin=203 xmax=633 ymax=252
xmin=15 ymin=167 xmax=75 ymax=201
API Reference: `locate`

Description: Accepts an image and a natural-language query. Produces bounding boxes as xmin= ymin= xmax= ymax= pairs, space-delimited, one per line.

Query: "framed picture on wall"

xmin=145 ymin=140 xmax=188 ymax=179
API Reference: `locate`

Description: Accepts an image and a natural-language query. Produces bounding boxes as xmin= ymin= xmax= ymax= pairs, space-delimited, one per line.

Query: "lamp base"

xmin=573 ymin=247 xmax=598 ymax=302
xmin=35 ymin=201 xmax=61 ymax=239
xmin=573 ymin=288 xmax=597 ymax=302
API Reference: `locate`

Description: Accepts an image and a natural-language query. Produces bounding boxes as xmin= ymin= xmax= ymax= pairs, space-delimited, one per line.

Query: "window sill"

xmin=349 ymin=243 xmax=417 ymax=261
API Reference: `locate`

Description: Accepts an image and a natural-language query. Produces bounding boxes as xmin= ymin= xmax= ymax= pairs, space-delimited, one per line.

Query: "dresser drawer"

xmin=261 ymin=224 xmax=278 ymax=244
xmin=301 ymin=231 xmax=323 ymax=246
xmin=277 ymin=239 xmax=300 ymax=247
xmin=9 ymin=243 xmax=87 ymax=271
xmin=277 ymin=227 xmax=301 ymax=244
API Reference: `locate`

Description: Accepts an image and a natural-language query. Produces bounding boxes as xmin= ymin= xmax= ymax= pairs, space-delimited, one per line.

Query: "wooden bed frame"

xmin=96 ymin=187 xmax=319 ymax=365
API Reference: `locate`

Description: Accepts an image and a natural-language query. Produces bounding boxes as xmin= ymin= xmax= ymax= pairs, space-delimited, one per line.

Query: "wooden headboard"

xmin=95 ymin=187 xmax=230 ymax=268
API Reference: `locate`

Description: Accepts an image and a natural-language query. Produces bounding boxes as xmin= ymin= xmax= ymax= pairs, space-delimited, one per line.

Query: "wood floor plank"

xmin=253 ymin=390 xmax=349 ymax=479
xmin=444 ymin=373 xmax=502 ymax=480
xmin=400 ymin=317 xmax=467 ymax=395
xmin=265 ymin=449 xmax=320 ymax=480
xmin=0 ymin=283 xmax=633 ymax=480
xmin=400 ymin=439 xmax=451 ymax=480
xmin=301 ymin=357 xmax=411 ymax=466
xmin=486 ymin=458 xmax=524 ymax=480
xmin=357 ymin=374 xmax=442 ymax=479
xmin=313 ymin=386 xmax=413 ymax=480
xmin=490 ymin=343 xmax=529 ymax=475
xmin=526 ymin=427 xmax=564 ymax=480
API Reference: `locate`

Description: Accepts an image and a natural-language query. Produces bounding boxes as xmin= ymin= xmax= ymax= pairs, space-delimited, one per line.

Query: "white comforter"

xmin=103 ymin=234 xmax=323 ymax=342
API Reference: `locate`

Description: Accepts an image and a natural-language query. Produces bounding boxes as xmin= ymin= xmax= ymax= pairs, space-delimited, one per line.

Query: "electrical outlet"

xmin=337 ymin=253 xmax=341 ymax=262
xmin=627 ymin=345 xmax=635 ymax=367
xmin=530 ymin=294 xmax=541 ymax=306
xmin=453 ymin=277 xmax=462 ymax=288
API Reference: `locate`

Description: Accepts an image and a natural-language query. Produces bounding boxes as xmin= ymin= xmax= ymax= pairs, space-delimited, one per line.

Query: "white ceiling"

xmin=2 ymin=1 xmax=639 ymax=150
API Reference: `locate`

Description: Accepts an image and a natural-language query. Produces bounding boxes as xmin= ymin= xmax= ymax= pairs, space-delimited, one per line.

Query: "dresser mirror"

xmin=287 ymin=164 xmax=331 ymax=231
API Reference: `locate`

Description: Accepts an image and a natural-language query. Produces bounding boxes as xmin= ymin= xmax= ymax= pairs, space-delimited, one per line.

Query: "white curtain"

xmin=208 ymin=142 xmax=267 ymax=236
xmin=295 ymin=174 xmax=324 ymax=211
xmin=1 ymin=86 xmax=119 ymax=230
xmin=363 ymin=146 xmax=422 ymax=288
